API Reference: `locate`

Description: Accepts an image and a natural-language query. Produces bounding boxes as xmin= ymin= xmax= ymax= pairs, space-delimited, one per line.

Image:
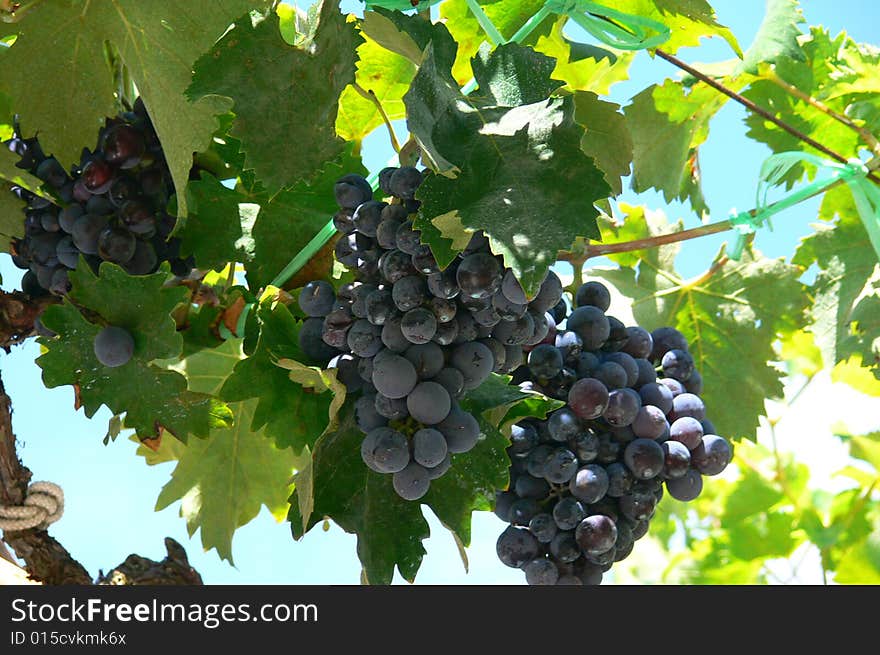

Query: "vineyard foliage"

xmin=0 ymin=0 xmax=879 ymax=584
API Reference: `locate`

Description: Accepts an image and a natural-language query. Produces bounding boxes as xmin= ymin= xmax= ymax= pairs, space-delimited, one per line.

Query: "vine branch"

xmin=654 ymin=48 xmax=880 ymax=185
xmin=0 ymin=371 xmax=203 ymax=584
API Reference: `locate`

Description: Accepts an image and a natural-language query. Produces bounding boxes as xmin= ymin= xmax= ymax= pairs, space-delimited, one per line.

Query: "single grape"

xmin=623 ymin=438 xmax=665 ymax=480
xmin=450 ymin=341 xmax=494 ymax=389
xmin=569 ymin=465 xmax=609 ymax=504
xmin=666 ymin=468 xmax=703 ymax=501
xmin=401 ymin=307 xmax=437 ymax=344
xmin=389 ymin=166 xmax=423 ymax=199
xmin=355 ymin=394 xmax=387 ymax=432
xmin=528 ymin=344 xmax=563 ymax=380
xmin=669 ymin=416 xmax=704 ymax=450
xmin=299 ymin=280 xmax=336 ymax=317
xmin=528 ymin=513 xmax=557 ymax=543
xmin=632 ymin=405 xmax=668 ymax=440
xmin=352 ymin=200 xmax=386 ymax=237
xmin=515 ymin=474 xmax=550 ymax=499
xmin=575 ymin=515 xmax=617 ymax=556
xmin=334 ymin=174 xmax=373 ymax=209
xmin=567 ymin=305 xmax=610 ymax=350
xmin=393 ymin=462 xmax=431 ymax=500
xmin=605 ymin=462 xmax=634 ymax=497
xmin=93 ymin=326 xmax=135 ymax=367
xmin=639 ymin=382 xmax=674 ymax=415
xmin=437 ymin=406 xmax=480 ymax=453
xmin=407 ymin=381 xmax=452 ymax=425
xmin=669 ymin=392 xmax=706 ymax=422
xmin=691 ymin=434 xmax=732 ymax=475
xmin=621 ymin=326 xmax=653 ymax=359
xmin=371 ymin=354 xmax=418 ymax=399
xmin=553 ymin=497 xmax=587 ymax=531
xmin=524 ymin=558 xmax=559 ymax=585
xmin=496 ymin=526 xmax=540 ymax=568
xmin=661 ymin=441 xmax=691 ymax=479
xmin=662 ymin=348 xmax=695 ymax=382
xmin=432 ymin=367 xmax=465 ymax=399
xmin=550 ymin=531 xmax=582 ymax=563
xmin=347 ymin=319 xmax=383 ymax=358
xmin=544 ymin=448 xmax=579 ymax=484
xmin=568 ymin=378 xmax=609 ymax=420
xmin=392 ymin=275 xmax=428 ymax=312
xmin=529 ymin=271 xmax=563 ymax=313
xmin=361 ymin=426 xmax=409 ymax=474
xmin=575 ymin=281 xmax=611 ymax=311
xmin=602 ymin=388 xmax=641 ymax=427
xmin=456 ymin=252 xmax=502 ymax=299
xmin=300 ymin=317 xmax=339 ymax=362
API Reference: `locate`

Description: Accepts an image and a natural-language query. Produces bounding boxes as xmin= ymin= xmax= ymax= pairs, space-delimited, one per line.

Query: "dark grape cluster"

xmin=300 ymin=166 xmax=567 ymax=500
xmin=495 ymin=280 xmax=732 ymax=585
xmin=6 ymin=99 xmax=193 ymax=297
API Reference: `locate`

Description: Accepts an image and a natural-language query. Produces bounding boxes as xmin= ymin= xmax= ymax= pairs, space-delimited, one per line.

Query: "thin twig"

xmin=655 ymin=49 xmax=880 ymax=185
xmin=763 ymin=68 xmax=880 ymax=157
xmin=352 ymin=82 xmax=401 ymax=153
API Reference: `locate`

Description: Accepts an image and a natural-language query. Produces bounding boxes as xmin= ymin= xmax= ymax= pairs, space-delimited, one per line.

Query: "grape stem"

xmin=351 ymin=82 xmax=401 ymax=154
xmin=654 ymin=49 xmax=880 ymax=185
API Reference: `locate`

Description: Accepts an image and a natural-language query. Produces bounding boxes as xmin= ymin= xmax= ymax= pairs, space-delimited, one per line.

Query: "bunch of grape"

xmin=6 ymin=99 xmax=193 ymax=297
xmin=298 ymin=166 xmax=567 ymax=500
xmin=494 ymin=280 xmax=732 ymax=585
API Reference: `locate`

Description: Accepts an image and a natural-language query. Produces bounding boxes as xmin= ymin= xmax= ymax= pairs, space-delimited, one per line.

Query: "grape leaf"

xmin=150 ymin=397 xmax=307 ymax=564
xmin=360 ymin=7 xmax=458 ymax=70
xmin=336 ymin=27 xmax=415 ymax=144
xmin=625 ymin=79 xmax=729 ymax=216
xmin=36 ymin=263 xmax=232 ymax=441
xmin=574 ymin=91 xmax=633 ymax=196
xmin=187 ymin=1 xmax=362 ymax=192
xmin=178 ymin=173 xmax=258 ymax=273
xmin=440 ymin=0 xmax=556 ymax=86
xmin=532 ymin=17 xmax=635 ymax=95
xmin=595 ymin=208 xmax=807 ymax=440
xmin=614 ymin=0 xmax=741 ymax=56
xmin=407 ymin=44 xmax=610 ymax=295
xmin=742 ymin=28 xmax=870 ymax=184
xmin=290 ymin=382 xmax=559 ymax=583
xmin=470 ymin=42 xmax=562 ymax=106
xmin=220 ymin=300 xmax=336 ymax=452
xmin=288 ymin=402 xmax=430 ymax=584
xmin=793 ymin=185 xmax=880 ymax=377
xmin=0 ymin=0 xmax=263 ymax=218
xmin=737 ymin=0 xmax=805 ymax=75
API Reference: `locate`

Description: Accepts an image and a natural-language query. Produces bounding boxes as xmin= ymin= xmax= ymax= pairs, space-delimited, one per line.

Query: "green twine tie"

xmin=728 ymin=152 xmax=880 ymax=262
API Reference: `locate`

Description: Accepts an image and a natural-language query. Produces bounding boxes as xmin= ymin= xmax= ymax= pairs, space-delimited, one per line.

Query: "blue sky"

xmin=1 ymin=1 xmax=879 ymax=585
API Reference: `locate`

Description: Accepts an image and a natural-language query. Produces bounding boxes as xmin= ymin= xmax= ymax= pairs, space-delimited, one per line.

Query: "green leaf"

xmin=721 ymin=468 xmax=785 ymax=526
xmin=36 ymin=264 xmax=232 ymax=441
xmin=793 ymin=186 xmax=880 ymax=377
xmin=737 ymin=0 xmax=805 ymax=75
xmin=742 ymin=28 xmax=871 ymax=182
xmin=149 ymin=397 xmax=306 ymax=563
xmin=244 ymin=146 xmax=367 ymax=291
xmin=596 ymin=209 xmax=807 ymax=440
xmin=221 ymin=300 xmax=335 ymax=452
xmin=573 ymin=91 xmax=633 ymax=195
xmin=407 ymin=43 xmax=609 ymax=294
xmin=188 ymin=1 xmax=362 ymax=192
xmin=850 ymin=431 xmax=880 ymax=472
xmin=0 ymin=0 xmax=263 ymax=218
xmin=625 ymin=79 xmax=730 ymax=216
xmin=532 ymin=18 xmax=634 ymax=95
xmin=360 ymin=8 xmax=458 ymax=70
xmin=834 ymin=525 xmax=880 ymax=584
xmin=614 ymin=0 xmax=742 ymax=57
xmin=440 ymin=0 xmax=556 ymax=86
xmin=336 ymin=25 xmax=415 ymax=144
xmin=177 ymin=174 xmax=257 ymax=273
xmin=470 ymin=42 xmax=562 ymax=106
